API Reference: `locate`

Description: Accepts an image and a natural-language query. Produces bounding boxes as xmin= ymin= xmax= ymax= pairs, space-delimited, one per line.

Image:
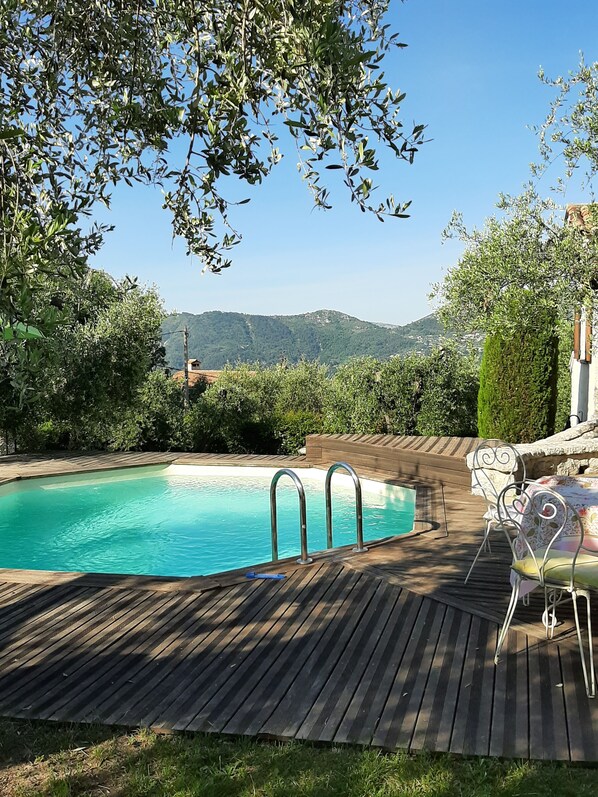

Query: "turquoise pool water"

xmin=0 ymin=467 xmax=415 ymax=576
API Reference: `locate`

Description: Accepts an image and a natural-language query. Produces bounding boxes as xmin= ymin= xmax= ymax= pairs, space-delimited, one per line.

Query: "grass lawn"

xmin=1 ymin=719 xmax=598 ymax=797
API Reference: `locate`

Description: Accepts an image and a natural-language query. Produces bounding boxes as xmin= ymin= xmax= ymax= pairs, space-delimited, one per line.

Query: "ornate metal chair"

xmin=494 ymin=480 xmax=598 ymax=698
xmin=465 ymin=441 xmax=526 ymax=583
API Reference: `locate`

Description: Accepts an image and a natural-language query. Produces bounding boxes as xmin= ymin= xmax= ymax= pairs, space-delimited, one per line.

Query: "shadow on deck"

xmin=0 ymin=445 xmax=597 ymax=761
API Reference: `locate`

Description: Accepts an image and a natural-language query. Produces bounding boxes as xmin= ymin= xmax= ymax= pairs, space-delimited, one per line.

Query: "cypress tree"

xmin=478 ymin=315 xmax=559 ymax=443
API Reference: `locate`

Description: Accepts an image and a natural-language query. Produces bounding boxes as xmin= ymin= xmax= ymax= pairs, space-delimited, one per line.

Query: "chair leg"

xmin=484 ymin=521 xmax=492 ymax=553
xmin=495 ymin=576 xmax=520 ymax=665
xmin=543 ymin=587 xmax=559 ymax=639
xmin=465 ymin=519 xmax=493 ymax=584
xmin=587 ymin=591 xmax=596 ymax=698
xmin=572 ymin=589 xmax=596 ymax=698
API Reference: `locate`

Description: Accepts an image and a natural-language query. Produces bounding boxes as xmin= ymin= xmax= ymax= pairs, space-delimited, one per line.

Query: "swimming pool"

xmin=0 ymin=465 xmax=415 ymax=577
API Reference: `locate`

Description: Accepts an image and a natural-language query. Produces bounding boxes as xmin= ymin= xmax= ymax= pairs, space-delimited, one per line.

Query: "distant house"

xmin=566 ymin=204 xmax=598 ymax=423
xmin=172 ymin=359 xmax=222 ymax=386
xmin=172 ymin=358 xmax=258 ymax=388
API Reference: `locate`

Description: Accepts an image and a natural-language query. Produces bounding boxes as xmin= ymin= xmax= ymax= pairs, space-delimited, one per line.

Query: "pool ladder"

xmin=269 ymin=462 xmax=367 ymax=564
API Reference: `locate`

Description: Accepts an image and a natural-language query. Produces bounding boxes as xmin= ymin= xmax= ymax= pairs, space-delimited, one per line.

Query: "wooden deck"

xmin=0 ymin=450 xmax=308 ymax=484
xmin=0 ymin=447 xmax=597 ymax=761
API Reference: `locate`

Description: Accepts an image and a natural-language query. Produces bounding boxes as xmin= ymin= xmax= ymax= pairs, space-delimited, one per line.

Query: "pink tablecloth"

xmin=511 ymin=475 xmax=598 ymax=598
xmin=534 ymin=475 xmax=598 ymax=550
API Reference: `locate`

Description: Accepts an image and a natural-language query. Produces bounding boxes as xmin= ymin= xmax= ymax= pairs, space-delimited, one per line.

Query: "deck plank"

xmin=97 ymin=581 xmax=263 ymax=726
xmin=528 ymin=638 xmax=570 ymax=761
xmin=131 ymin=572 xmax=313 ymax=728
xmin=185 ymin=566 xmax=352 ymax=734
xmin=0 ymin=590 xmax=154 ymax=715
xmin=372 ymin=597 xmax=446 ymax=751
xmin=333 ymin=589 xmax=423 ymax=746
xmin=295 ymin=579 xmax=399 ymax=743
xmin=256 ymin=574 xmax=376 ymax=739
xmin=410 ymin=605 xmax=468 ymax=753
xmin=224 ymin=571 xmax=369 ymax=737
xmin=154 ymin=565 xmax=331 ymax=730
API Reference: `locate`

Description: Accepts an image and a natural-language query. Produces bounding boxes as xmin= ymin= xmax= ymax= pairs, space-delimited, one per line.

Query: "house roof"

xmin=172 ymin=369 xmax=221 ymax=385
xmin=172 ymin=367 xmax=258 ymax=387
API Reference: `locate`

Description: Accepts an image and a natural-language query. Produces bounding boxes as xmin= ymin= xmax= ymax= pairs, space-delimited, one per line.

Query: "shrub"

xmin=16 ymin=420 xmax=66 ymax=452
xmin=274 ymin=409 xmax=324 ymax=454
xmin=555 ymin=320 xmax=573 ymax=432
xmin=183 ymin=400 xmax=229 ymax=453
xmin=275 ymin=360 xmax=328 ymax=415
xmin=106 ymin=371 xmax=187 ymax=451
xmin=323 ymin=357 xmax=385 ymax=434
xmin=477 ymin=318 xmax=558 ymax=443
xmin=184 ymin=362 xmax=328 ymax=455
xmin=378 ymin=354 xmax=425 ymax=434
xmin=186 ymin=380 xmax=278 ymax=454
xmin=416 ymin=345 xmax=479 ymax=436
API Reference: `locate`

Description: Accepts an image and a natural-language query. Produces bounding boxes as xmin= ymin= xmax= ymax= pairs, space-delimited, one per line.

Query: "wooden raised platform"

xmin=306 ymin=433 xmax=480 ymax=487
xmin=0 ymin=445 xmax=597 ymax=761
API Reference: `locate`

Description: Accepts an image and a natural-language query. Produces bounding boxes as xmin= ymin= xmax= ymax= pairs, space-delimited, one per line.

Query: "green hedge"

xmin=477 ymin=322 xmax=558 ymax=443
xmin=555 ymin=320 xmax=573 ymax=433
xmin=17 ymin=348 xmax=480 ymax=455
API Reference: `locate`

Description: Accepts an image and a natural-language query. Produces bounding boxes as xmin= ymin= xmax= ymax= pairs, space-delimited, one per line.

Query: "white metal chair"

xmin=465 ymin=441 xmax=526 ymax=583
xmin=494 ymin=479 xmax=598 ymax=698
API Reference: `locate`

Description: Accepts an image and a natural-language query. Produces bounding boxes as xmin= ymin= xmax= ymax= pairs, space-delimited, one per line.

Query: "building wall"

xmin=591 ymin=312 xmax=598 ymax=419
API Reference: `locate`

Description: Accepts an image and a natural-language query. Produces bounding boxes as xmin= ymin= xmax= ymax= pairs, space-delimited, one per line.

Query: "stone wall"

xmin=466 ymin=419 xmax=598 ymax=498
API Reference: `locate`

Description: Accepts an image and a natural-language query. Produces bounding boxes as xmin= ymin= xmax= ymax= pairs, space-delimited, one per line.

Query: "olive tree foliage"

xmin=535 ymin=57 xmax=598 ymax=187
xmin=6 ymin=272 xmax=166 ymax=450
xmin=379 ymin=346 xmax=478 ymax=437
xmin=184 ymin=361 xmax=329 ymax=454
xmin=109 ymin=371 xmax=187 ymax=452
xmin=0 ymin=0 xmax=424 ymax=329
xmin=322 ymin=347 xmax=477 ymax=437
xmin=275 ymin=360 xmax=329 ymax=415
xmin=323 ymin=356 xmax=385 ymax=434
xmin=48 ymin=286 xmax=165 ymax=448
xmin=431 ymin=187 xmax=598 ymax=337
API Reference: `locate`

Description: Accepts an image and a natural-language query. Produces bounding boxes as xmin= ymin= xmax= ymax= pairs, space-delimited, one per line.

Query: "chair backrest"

xmin=497 ymin=479 xmax=584 ymax=587
xmin=471 ymin=441 xmax=526 ymax=507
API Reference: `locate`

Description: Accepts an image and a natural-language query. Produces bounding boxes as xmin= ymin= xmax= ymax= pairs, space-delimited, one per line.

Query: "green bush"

xmin=275 ymin=359 xmax=328 ymax=415
xmin=374 ymin=346 xmax=478 ymax=437
xmin=378 ymin=354 xmax=425 ymax=434
xmin=16 ymin=420 xmax=66 ymax=452
xmin=108 ymin=371 xmax=186 ymax=451
xmin=416 ymin=346 xmax=479 ymax=436
xmin=186 ymin=379 xmax=279 ymax=454
xmin=478 ymin=320 xmax=558 ymax=443
xmin=274 ymin=409 xmax=324 ymax=454
xmin=323 ymin=357 xmax=385 ymax=434
xmin=182 ymin=362 xmax=329 ymax=455
xmin=15 ymin=345 xmax=481 ymax=455
xmin=183 ymin=349 xmax=479 ymax=453
xmin=555 ymin=320 xmax=573 ymax=432
xmin=183 ymin=400 xmax=228 ymax=453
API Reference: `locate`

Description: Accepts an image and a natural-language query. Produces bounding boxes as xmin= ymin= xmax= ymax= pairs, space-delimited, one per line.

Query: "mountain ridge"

xmin=162 ymin=309 xmax=461 ymax=370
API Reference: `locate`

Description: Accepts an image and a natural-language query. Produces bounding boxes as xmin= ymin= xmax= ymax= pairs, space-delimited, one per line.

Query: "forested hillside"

xmin=162 ymin=309 xmax=471 ymax=369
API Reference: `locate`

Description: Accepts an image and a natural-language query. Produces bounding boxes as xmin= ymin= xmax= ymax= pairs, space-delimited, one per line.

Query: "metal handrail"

xmin=270 ymin=469 xmax=312 ymax=565
xmin=325 ymin=462 xmax=367 ymax=553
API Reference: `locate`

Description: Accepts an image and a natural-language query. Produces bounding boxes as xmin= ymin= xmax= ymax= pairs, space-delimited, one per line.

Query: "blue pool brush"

xmin=245 ymin=572 xmax=286 ymax=580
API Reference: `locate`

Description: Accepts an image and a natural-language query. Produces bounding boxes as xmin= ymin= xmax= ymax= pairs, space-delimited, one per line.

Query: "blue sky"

xmin=91 ymin=0 xmax=598 ymax=325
